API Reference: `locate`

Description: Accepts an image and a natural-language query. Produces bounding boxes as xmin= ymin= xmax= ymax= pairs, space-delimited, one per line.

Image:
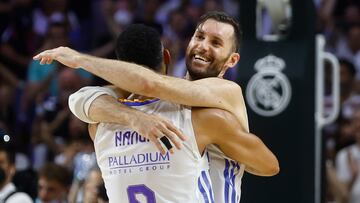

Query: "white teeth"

xmin=194 ymin=55 xmax=209 ymax=62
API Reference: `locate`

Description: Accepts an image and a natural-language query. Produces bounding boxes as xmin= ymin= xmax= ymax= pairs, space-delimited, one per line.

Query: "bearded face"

xmin=185 ymin=51 xmax=230 ymax=80
xmin=185 ymin=19 xmax=238 ymax=80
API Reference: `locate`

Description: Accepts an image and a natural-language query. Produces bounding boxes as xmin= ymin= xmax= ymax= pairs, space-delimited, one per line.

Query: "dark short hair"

xmin=115 ymin=24 xmax=163 ymax=71
xmin=197 ymin=11 xmax=242 ymax=52
xmin=38 ymin=163 xmax=72 ymax=188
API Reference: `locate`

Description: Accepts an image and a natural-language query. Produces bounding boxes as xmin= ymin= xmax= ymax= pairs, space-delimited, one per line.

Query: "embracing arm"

xmin=193 ymin=108 xmax=279 ymax=176
xmin=34 ymin=47 xmax=243 ymax=113
xmin=68 ymin=86 xmax=186 ymax=152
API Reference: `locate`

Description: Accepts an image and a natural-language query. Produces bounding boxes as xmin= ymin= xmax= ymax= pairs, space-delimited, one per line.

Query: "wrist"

xmin=129 ymin=110 xmax=141 ymax=128
xmin=75 ymin=54 xmax=84 ymax=69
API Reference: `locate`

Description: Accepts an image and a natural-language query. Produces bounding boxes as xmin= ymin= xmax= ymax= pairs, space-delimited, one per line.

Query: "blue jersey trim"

xmin=202 ymin=171 xmax=215 ymax=203
xmin=121 ymin=98 xmax=160 ymax=106
xmin=234 ymin=163 xmax=241 ymax=202
xmin=230 ymin=161 xmax=237 ymax=203
xmin=224 ymin=159 xmax=230 ymax=203
xmin=198 ymin=176 xmax=210 ymax=203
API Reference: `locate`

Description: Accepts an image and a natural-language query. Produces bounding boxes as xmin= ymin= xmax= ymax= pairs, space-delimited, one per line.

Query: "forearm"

xmin=219 ymin=134 xmax=279 ymax=177
xmin=36 ymin=47 xmax=239 ymax=111
xmin=69 ymin=86 xmax=141 ymax=127
xmin=77 ymin=54 xmax=233 ymax=110
xmin=88 ymin=94 xmax=139 ymax=126
xmin=78 ymin=54 xmax=161 ymax=97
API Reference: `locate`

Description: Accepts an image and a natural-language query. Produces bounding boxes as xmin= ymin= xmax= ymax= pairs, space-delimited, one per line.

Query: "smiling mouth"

xmin=193 ymin=54 xmax=210 ymax=63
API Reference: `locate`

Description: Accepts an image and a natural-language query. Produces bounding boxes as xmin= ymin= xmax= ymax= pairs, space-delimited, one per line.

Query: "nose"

xmin=197 ymin=39 xmax=209 ymax=52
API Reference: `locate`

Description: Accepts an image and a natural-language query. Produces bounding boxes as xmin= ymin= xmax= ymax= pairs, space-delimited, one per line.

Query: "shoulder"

xmin=7 ymin=192 xmax=33 ymax=203
xmin=195 ymin=77 xmax=242 ymax=90
xmin=192 ymin=108 xmax=237 ymax=131
xmin=194 ymin=78 xmax=244 ymax=107
xmin=77 ymin=85 xmax=119 ymax=97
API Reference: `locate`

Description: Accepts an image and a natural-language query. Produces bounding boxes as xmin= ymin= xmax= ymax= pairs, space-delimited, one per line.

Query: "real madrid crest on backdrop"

xmin=246 ymin=55 xmax=292 ymax=117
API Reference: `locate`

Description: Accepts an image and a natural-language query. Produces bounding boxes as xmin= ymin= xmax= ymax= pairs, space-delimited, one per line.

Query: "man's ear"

xmin=163 ymin=49 xmax=171 ymax=66
xmin=227 ymin=53 xmax=240 ymax=68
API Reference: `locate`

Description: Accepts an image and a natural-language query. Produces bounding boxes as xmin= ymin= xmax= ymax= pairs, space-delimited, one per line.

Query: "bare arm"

xmin=193 ymin=108 xmax=279 ymax=176
xmin=68 ymin=86 xmax=187 ymax=153
xmin=33 ymin=47 xmax=244 ymax=116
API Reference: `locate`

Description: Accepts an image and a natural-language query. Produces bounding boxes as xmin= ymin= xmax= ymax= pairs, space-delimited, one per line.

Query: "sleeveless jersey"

xmin=206 ymin=145 xmax=246 ymax=203
xmin=206 ymin=103 xmax=249 ymax=203
xmin=94 ymin=98 xmax=214 ymax=203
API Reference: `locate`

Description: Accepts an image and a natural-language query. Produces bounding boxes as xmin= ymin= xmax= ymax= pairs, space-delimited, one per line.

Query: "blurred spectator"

xmin=36 ymin=163 xmax=72 ymax=203
xmin=332 ymin=1 xmax=360 ymax=22
xmin=335 ymin=24 xmax=360 ymax=79
xmin=97 ymin=183 xmax=108 ymax=203
xmin=31 ymin=68 xmax=87 ymax=170
xmin=0 ymin=0 xmax=35 ymax=80
xmin=27 ymin=21 xmax=71 ymax=103
xmin=32 ymin=0 xmax=79 ymax=39
xmin=66 ymin=133 xmax=96 ymax=203
xmin=83 ymin=168 xmax=104 ymax=203
xmin=69 ymin=167 xmax=103 ymax=203
xmin=54 ymin=115 xmax=89 ymax=169
xmin=335 ymin=109 xmax=360 ymax=203
xmin=0 ymin=142 xmax=33 ymax=202
xmin=203 ymin=0 xmax=223 ymax=13
xmin=163 ymin=8 xmax=195 ymax=77
xmin=0 ymin=62 xmax=21 ymax=132
xmin=0 ymin=0 xmax=12 ymax=34
xmin=326 ymin=159 xmax=348 ymax=203
xmin=133 ymin=0 xmax=163 ymax=34
xmin=324 ymin=59 xmax=360 ymax=156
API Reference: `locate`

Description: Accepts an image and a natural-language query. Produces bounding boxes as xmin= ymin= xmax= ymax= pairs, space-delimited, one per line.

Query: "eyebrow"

xmin=196 ymin=27 xmax=224 ymax=44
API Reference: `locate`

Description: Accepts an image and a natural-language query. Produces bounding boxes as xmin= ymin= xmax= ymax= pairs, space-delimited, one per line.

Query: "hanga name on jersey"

xmin=115 ymin=130 xmax=150 ymax=147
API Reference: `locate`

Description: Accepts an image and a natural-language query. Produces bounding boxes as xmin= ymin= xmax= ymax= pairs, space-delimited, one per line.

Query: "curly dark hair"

xmin=115 ymin=24 xmax=163 ymax=72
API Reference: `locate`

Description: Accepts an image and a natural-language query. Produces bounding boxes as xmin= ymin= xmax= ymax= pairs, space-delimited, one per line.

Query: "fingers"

xmin=166 ymin=122 xmax=187 ymax=141
xmin=148 ymin=135 xmax=166 ymax=155
xmin=160 ymin=127 xmax=182 ymax=150
xmin=149 ymin=131 xmax=175 ymax=155
xmin=159 ymin=136 xmax=173 ymax=152
xmin=160 ymin=121 xmax=187 ymax=151
xmin=155 ymin=119 xmax=188 ymax=153
xmin=46 ymin=57 xmax=53 ymax=64
xmin=33 ymin=50 xmax=55 ymax=65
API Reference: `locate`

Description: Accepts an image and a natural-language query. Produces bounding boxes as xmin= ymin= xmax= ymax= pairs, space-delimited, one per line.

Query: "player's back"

xmin=94 ymin=97 xmax=214 ymax=203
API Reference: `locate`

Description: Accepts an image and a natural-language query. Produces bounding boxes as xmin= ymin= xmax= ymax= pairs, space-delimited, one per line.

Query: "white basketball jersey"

xmin=94 ymin=98 xmax=214 ymax=203
xmin=206 ymin=144 xmax=245 ymax=203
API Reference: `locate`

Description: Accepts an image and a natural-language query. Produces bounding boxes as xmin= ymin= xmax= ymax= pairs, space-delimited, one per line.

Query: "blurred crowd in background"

xmin=316 ymin=0 xmax=360 ymax=203
xmin=0 ymin=0 xmax=358 ymax=202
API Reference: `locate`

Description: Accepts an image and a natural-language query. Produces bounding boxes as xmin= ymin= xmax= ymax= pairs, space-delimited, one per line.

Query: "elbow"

xmin=253 ymin=137 xmax=280 ymax=176
xmin=263 ymin=155 xmax=280 ymax=176
xmin=267 ymin=160 xmax=280 ymax=176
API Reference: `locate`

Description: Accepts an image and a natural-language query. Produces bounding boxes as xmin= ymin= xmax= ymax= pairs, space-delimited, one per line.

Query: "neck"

xmin=185 ymin=72 xmax=193 ymax=81
xmin=185 ymin=72 xmax=225 ymax=81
